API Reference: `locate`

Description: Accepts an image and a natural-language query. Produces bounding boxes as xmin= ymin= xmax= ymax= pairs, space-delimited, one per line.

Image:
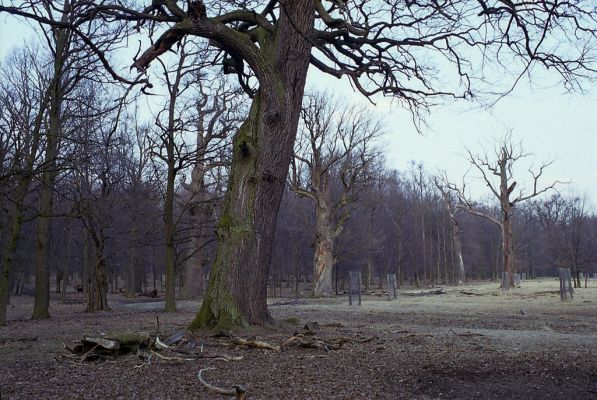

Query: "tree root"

xmin=198 ymin=368 xmax=247 ymax=400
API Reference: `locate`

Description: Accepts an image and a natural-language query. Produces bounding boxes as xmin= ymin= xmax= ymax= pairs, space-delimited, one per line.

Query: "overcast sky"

xmin=1 ymin=13 xmax=596 ymax=207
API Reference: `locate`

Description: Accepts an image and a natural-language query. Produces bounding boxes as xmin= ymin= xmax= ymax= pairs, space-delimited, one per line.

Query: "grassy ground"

xmin=0 ymin=278 xmax=595 ymax=399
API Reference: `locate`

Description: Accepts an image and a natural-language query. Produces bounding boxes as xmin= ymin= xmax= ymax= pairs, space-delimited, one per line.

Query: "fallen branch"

xmin=402 ymin=289 xmax=447 ymax=296
xmin=230 ymin=336 xmax=281 ymax=352
xmin=197 ymin=368 xmax=247 ymax=400
xmin=150 ymin=350 xmax=193 ymax=362
xmin=164 ymin=347 xmax=243 ymax=362
xmin=459 ymin=290 xmax=483 ymax=296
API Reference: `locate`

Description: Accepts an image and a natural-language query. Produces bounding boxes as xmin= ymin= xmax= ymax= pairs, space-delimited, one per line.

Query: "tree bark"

xmin=190 ymin=1 xmax=314 ymax=328
xmin=86 ymin=230 xmax=109 ymax=311
xmin=312 ymin=202 xmax=335 ymax=297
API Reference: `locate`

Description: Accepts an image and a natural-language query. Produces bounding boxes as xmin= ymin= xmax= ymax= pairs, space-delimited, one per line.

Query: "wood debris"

xmin=198 ymin=368 xmax=247 ymax=400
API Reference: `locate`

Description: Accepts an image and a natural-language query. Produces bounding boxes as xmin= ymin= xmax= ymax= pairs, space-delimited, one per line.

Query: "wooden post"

xmin=348 ymin=271 xmax=361 ymax=306
xmin=387 ymin=274 xmax=397 ymax=301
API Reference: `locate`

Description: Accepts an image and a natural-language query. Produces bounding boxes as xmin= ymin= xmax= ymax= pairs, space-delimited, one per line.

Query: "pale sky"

xmin=1 ymin=14 xmax=596 ymax=206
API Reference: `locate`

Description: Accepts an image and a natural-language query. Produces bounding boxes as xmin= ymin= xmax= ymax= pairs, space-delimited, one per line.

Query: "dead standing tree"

xmin=2 ymin=1 xmax=595 ymax=327
xmin=289 ymin=92 xmax=381 ymax=298
xmin=445 ymin=135 xmax=560 ymax=288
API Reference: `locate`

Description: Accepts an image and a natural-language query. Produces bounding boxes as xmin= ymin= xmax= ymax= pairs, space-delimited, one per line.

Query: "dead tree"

xmin=444 ymin=134 xmax=560 ymax=288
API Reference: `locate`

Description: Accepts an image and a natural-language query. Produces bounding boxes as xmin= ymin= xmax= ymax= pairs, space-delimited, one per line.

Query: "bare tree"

xmin=444 ymin=134 xmax=560 ymax=287
xmin=435 ymin=176 xmax=466 ymax=284
xmin=69 ymin=83 xmax=127 ymax=311
xmin=0 ymin=47 xmax=52 ymax=325
xmin=149 ymin=38 xmax=210 ymax=312
xmin=179 ymin=80 xmax=240 ymax=299
xmin=289 ymin=93 xmax=381 ymax=297
xmin=536 ymin=194 xmax=592 ymax=288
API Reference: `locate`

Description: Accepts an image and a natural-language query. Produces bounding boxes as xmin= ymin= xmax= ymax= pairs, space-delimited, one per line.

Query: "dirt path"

xmin=1 ymin=280 xmax=595 ymax=399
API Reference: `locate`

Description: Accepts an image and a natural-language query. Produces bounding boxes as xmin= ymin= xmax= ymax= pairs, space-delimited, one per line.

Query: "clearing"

xmin=0 ymin=279 xmax=595 ymax=399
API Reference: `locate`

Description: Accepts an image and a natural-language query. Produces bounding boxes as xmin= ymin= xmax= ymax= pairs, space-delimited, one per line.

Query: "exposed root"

xmin=198 ymin=368 xmax=247 ymax=400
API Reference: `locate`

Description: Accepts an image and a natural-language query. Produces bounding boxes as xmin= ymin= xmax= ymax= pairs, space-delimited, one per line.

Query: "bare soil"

xmin=1 ymin=279 xmax=596 ymax=399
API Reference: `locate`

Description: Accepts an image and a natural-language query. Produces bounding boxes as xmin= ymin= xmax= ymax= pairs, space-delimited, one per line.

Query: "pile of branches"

xmin=61 ymin=320 xmax=375 ymax=399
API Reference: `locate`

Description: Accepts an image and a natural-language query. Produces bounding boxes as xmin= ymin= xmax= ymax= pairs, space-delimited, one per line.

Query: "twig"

xmin=79 ymin=344 xmax=100 ymax=362
xmin=150 ymin=350 xmax=193 ymax=362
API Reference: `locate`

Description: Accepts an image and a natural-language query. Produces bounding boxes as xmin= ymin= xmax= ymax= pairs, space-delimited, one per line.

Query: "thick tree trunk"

xmin=181 ymin=249 xmax=205 ymax=298
xmin=181 ymin=166 xmax=208 ymax=299
xmin=190 ymin=3 xmax=313 ymax=329
xmin=312 ymin=204 xmax=335 ymax=297
xmin=502 ymin=212 xmax=515 ymax=287
xmin=87 ymin=239 xmax=109 ymax=311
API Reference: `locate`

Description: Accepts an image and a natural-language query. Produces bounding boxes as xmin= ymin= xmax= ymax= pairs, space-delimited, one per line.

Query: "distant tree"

xmin=444 ymin=134 xmax=560 ymax=287
xmin=0 ymin=47 xmax=51 ymax=326
xmin=289 ymin=93 xmax=381 ymax=297
xmin=535 ymin=194 xmax=592 ymax=287
xmin=69 ymin=84 xmax=128 ymax=311
xmin=435 ymin=176 xmax=466 ymax=284
xmin=178 ymin=80 xmax=241 ymax=299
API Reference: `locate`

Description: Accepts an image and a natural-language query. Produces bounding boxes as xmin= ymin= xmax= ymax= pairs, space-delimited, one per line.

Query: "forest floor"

xmin=1 ymin=279 xmax=596 ymax=399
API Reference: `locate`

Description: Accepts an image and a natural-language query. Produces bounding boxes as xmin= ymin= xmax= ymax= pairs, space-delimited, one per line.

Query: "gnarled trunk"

xmin=189 ymin=3 xmax=313 ymax=329
xmin=87 ymin=233 xmax=109 ymax=312
xmin=312 ymin=202 xmax=335 ymax=297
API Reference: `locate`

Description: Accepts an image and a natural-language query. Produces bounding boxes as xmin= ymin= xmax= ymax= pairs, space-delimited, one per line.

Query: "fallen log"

xmin=402 ymin=289 xmax=447 ymax=296
xmin=67 ymin=331 xmax=151 ymax=360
